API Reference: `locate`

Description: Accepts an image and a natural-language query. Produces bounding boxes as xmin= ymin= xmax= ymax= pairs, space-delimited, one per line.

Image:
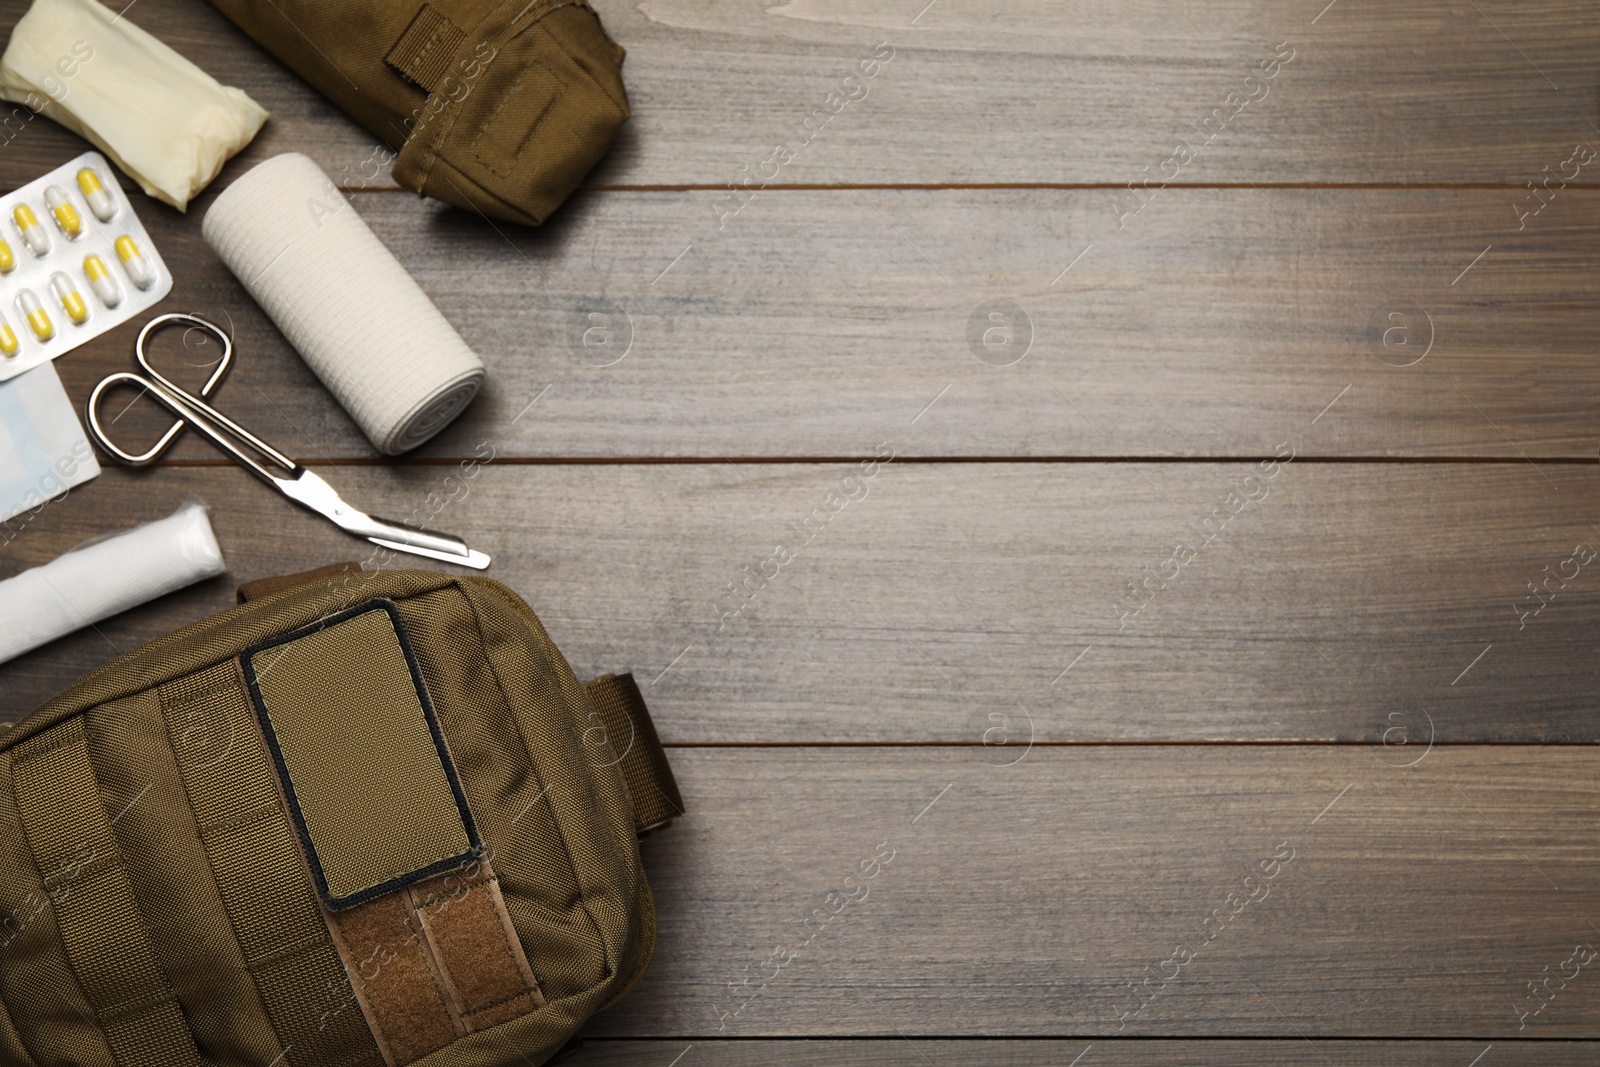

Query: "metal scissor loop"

xmin=85 ymin=313 xmax=491 ymax=570
xmin=87 ymin=313 xmax=236 ymax=465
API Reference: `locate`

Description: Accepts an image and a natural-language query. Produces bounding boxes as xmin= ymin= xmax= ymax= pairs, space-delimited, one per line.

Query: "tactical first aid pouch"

xmin=0 ymin=567 xmax=682 ymax=1067
xmin=205 ymin=0 xmax=629 ymax=226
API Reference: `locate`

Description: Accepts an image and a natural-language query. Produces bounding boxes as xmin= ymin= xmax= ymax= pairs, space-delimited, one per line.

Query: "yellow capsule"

xmin=13 ymin=204 xmax=49 ymax=256
xmin=50 ymin=272 xmax=87 ymax=324
xmin=0 ymin=239 xmax=13 ymax=274
xmin=0 ymin=313 xmax=17 ymax=358
xmin=83 ymin=254 xmax=121 ymax=307
xmin=114 ymin=234 xmax=153 ymax=289
xmin=17 ymin=290 xmax=52 ymax=341
xmin=44 ymin=186 xmax=81 ymax=238
xmin=75 ymin=167 xmax=115 ymax=221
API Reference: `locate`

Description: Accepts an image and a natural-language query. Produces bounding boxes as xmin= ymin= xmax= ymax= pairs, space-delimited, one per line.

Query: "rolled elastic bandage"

xmin=0 ymin=0 xmax=268 ymax=211
xmin=0 ymin=501 xmax=226 ymax=666
xmin=202 ymin=154 xmax=486 ymax=455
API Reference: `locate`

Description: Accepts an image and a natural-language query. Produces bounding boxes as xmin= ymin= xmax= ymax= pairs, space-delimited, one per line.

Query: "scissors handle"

xmin=84 ymin=314 xmax=235 ymax=465
xmin=89 ymin=369 xmax=298 ymax=483
xmin=86 ymin=313 xmax=492 ymax=570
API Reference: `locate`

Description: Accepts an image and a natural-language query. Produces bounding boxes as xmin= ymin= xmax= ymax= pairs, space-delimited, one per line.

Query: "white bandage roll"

xmin=0 ymin=501 xmax=226 ymax=666
xmin=202 ymin=153 xmax=485 ymax=455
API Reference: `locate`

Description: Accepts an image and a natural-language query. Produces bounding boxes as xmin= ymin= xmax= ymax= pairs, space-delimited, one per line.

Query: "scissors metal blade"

xmin=367 ymin=536 xmax=492 ymax=570
xmin=274 ymin=468 xmax=491 ymax=570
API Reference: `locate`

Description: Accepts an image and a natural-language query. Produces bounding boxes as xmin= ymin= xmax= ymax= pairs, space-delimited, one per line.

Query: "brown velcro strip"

xmin=385 ymin=3 xmax=467 ymax=93
xmin=412 ymin=874 xmax=543 ymax=1030
xmin=326 ymin=890 xmax=459 ymax=1066
xmin=583 ymin=672 xmax=684 ymax=833
xmin=326 ymin=863 xmax=542 ymax=1066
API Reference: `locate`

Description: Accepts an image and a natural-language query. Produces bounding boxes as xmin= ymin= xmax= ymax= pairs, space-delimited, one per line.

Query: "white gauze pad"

xmin=0 ymin=0 xmax=268 ymax=211
xmin=0 ymin=500 xmax=226 ymax=666
xmin=202 ymin=153 xmax=486 ymax=455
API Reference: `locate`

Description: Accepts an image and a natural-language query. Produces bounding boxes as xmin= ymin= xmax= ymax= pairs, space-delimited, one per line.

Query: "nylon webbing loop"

xmin=236 ymin=561 xmax=363 ymax=604
xmin=385 ymin=4 xmax=466 ymax=92
xmin=160 ymin=662 xmax=384 ymax=1067
xmin=11 ymin=719 xmax=204 ymax=1067
xmin=583 ymin=673 xmax=683 ymax=833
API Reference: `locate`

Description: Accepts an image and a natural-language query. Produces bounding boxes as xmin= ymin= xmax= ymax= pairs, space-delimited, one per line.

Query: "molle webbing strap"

xmin=236 ymin=561 xmax=364 ymax=604
xmin=10 ymin=719 xmax=204 ymax=1067
xmin=238 ymin=599 xmax=540 ymax=1066
xmin=583 ymin=673 xmax=684 ymax=833
xmin=159 ymin=662 xmax=385 ymax=1067
xmin=386 ymin=4 xmax=467 ymax=93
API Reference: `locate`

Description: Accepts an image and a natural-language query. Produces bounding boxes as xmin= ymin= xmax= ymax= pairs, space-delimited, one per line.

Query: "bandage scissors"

xmin=86 ymin=313 xmax=490 ymax=569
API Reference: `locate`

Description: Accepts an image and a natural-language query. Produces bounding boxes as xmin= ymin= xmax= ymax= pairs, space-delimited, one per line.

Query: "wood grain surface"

xmin=577 ymin=1041 xmax=1600 ymax=1066
xmin=34 ymin=185 xmax=1600 ymax=462
xmin=597 ymin=746 xmax=1600 ymax=1037
xmin=3 ymin=463 xmax=1597 ymax=742
xmin=7 ymin=0 xmax=1594 ymax=187
xmin=0 ymin=0 xmax=1595 ymax=1055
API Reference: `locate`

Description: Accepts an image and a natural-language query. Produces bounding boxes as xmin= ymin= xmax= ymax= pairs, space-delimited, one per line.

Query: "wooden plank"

xmin=45 ymin=187 xmax=1600 ymax=462
xmin=602 ymin=746 xmax=1599 ymax=1036
xmin=577 ymin=1040 xmax=1598 ymax=1066
xmin=2 ymin=1 xmax=1594 ymax=187
xmin=3 ymin=463 xmax=1597 ymax=742
xmin=598 ymin=0 xmax=1600 ymax=186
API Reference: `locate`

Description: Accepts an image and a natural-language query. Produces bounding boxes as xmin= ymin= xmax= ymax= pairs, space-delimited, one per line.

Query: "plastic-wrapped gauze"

xmin=0 ymin=501 xmax=226 ymax=666
xmin=203 ymin=153 xmax=486 ymax=455
xmin=0 ymin=0 xmax=268 ymax=211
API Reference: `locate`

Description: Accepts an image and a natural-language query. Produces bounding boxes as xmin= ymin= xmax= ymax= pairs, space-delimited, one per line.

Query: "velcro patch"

xmin=242 ymin=599 xmax=480 ymax=911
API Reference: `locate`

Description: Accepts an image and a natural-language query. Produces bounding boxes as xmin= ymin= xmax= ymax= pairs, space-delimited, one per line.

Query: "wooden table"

xmin=3 ymin=1 xmax=1599 ymax=1062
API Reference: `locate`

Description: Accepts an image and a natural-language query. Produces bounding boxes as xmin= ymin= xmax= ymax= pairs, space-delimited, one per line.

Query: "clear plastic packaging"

xmin=0 ymin=0 xmax=268 ymax=211
xmin=0 ymin=150 xmax=171 ymax=383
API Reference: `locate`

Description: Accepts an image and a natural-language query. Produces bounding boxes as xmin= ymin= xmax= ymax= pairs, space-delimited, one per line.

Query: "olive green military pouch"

xmin=205 ymin=0 xmax=630 ymax=225
xmin=0 ymin=566 xmax=682 ymax=1067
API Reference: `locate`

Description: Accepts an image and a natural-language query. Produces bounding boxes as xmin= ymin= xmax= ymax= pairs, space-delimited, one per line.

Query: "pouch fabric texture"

xmin=204 ymin=0 xmax=630 ymax=226
xmin=0 ymin=567 xmax=682 ymax=1067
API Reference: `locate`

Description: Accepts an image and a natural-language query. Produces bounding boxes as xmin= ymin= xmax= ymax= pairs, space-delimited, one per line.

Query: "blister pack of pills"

xmin=0 ymin=150 xmax=171 ymax=383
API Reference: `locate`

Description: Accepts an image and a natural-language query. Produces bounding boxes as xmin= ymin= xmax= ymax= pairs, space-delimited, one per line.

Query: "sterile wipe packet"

xmin=0 ymin=0 xmax=268 ymax=211
xmin=0 ymin=361 xmax=98 ymax=526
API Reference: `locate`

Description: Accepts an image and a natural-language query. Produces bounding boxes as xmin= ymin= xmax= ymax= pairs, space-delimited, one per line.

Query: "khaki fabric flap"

xmin=241 ymin=599 xmax=481 ymax=911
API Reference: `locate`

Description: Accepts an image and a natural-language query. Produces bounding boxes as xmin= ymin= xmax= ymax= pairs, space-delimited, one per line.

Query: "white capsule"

xmin=76 ymin=167 xmax=115 ymax=222
xmin=13 ymin=204 xmax=49 ymax=256
xmin=114 ymin=234 xmax=154 ymax=289
xmin=44 ymin=186 xmax=82 ymax=238
xmin=17 ymin=289 xmax=52 ymax=341
xmin=83 ymin=254 xmax=121 ymax=307
xmin=50 ymin=272 xmax=88 ymax=325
